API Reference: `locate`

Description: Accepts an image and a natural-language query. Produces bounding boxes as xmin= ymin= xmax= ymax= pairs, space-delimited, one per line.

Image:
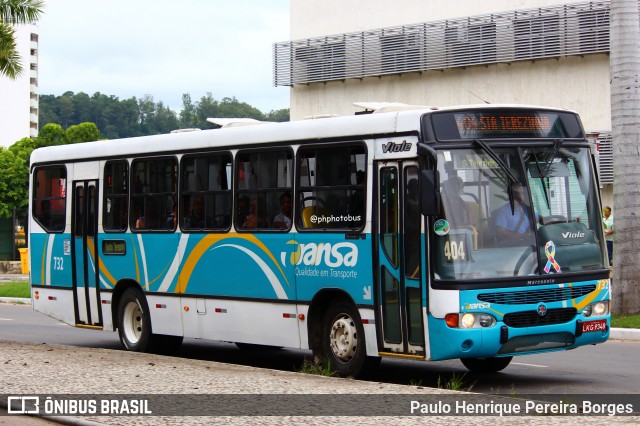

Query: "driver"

xmin=494 ymin=183 xmax=533 ymax=243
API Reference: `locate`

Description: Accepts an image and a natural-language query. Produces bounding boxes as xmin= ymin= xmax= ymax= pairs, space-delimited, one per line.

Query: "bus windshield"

xmin=433 ymin=145 xmax=606 ymax=281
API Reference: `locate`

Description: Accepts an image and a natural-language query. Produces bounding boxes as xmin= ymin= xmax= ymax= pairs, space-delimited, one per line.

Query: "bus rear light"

xmin=445 ymin=314 xmax=459 ymax=328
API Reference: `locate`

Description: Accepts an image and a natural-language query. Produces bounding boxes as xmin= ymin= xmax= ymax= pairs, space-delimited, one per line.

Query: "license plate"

xmin=582 ymin=319 xmax=607 ymax=333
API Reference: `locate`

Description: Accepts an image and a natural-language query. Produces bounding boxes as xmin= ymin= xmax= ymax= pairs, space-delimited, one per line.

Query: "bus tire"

xmin=460 ymin=356 xmax=513 ymax=373
xmin=117 ymin=288 xmax=153 ymax=352
xmin=320 ymin=301 xmax=369 ymax=377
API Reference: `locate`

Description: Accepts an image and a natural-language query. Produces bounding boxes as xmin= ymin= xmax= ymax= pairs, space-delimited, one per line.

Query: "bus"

xmin=28 ymin=104 xmax=611 ymax=377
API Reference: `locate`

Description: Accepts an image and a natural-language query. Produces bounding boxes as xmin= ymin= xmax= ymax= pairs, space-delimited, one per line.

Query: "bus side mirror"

xmin=420 ymin=169 xmax=440 ymax=216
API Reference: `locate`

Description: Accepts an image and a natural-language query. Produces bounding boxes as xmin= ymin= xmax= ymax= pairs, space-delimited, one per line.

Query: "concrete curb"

xmin=1 ymin=296 xmax=638 ymax=341
xmin=0 ymin=297 xmax=31 ymax=304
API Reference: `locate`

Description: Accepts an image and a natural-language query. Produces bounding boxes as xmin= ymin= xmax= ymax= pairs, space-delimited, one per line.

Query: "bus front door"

xmin=71 ymin=180 xmax=102 ymax=328
xmin=376 ymin=161 xmax=425 ymax=356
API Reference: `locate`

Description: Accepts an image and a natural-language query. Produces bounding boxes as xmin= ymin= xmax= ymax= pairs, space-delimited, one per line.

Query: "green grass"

xmin=611 ymin=314 xmax=640 ymax=329
xmin=0 ymin=281 xmax=30 ymax=298
xmin=298 ymin=358 xmax=336 ymax=377
xmin=437 ymin=372 xmax=475 ymax=392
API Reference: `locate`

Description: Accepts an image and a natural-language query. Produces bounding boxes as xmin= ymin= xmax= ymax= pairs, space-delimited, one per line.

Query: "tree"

xmin=179 ymin=93 xmax=197 ymax=129
xmin=38 ymin=123 xmax=66 ymax=146
xmin=0 ymin=0 xmax=44 ymax=79
xmin=0 ymin=141 xmax=31 ymax=218
xmin=610 ymin=0 xmax=640 ymax=314
xmin=65 ymin=122 xmax=100 ymax=144
xmin=266 ymin=108 xmax=290 ymax=122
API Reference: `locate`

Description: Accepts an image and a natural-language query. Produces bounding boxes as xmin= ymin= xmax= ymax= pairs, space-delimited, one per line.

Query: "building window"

xmin=381 ymin=32 xmax=422 ymax=73
xmin=468 ymin=22 xmax=497 ymax=63
xmin=295 ymin=39 xmax=346 ymax=82
xmin=180 ymin=152 xmax=232 ymax=231
xmin=514 ymin=15 xmax=560 ymax=59
xmin=579 ymin=8 xmax=609 ymax=52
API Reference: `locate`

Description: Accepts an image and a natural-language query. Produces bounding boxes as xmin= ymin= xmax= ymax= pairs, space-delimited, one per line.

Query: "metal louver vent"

xmin=597 ymin=132 xmax=613 ymax=185
xmin=274 ymin=0 xmax=614 ymax=86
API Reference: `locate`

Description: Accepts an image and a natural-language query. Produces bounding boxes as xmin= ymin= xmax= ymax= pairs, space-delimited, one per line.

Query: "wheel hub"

xmin=329 ymin=315 xmax=357 ymax=361
xmin=123 ymin=301 xmax=143 ymax=344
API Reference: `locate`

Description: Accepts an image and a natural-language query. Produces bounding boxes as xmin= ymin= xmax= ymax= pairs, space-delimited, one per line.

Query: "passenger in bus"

xmin=136 ymin=198 xmax=161 ymax=229
xmin=493 ymin=183 xmax=534 ymax=245
xmin=442 ymin=176 xmax=473 ymax=227
xmin=272 ymin=192 xmax=292 ymax=229
xmin=39 ymin=199 xmax=63 ymax=231
xmin=242 ymin=198 xmax=259 ymax=228
xmin=184 ymin=195 xmax=206 ymax=229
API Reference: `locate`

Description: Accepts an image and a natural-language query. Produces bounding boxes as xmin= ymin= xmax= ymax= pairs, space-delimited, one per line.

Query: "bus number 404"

xmin=444 ymin=240 xmax=466 ymax=262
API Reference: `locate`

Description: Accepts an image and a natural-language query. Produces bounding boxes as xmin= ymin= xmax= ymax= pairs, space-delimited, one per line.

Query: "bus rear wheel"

xmin=460 ymin=356 xmax=513 ymax=373
xmin=117 ymin=288 xmax=153 ymax=352
xmin=320 ymin=301 xmax=370 ymax=377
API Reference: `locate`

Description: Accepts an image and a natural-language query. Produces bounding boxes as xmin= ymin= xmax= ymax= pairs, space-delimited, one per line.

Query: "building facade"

xmin=0 ymin=24 xmax=39 ymax=147
xmin=274 ymin=0 xmax=616 ymax=204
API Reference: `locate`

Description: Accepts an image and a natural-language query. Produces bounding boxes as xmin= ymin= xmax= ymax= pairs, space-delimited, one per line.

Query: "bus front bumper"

xmin=427 ymin=315 xmax=610 ymax=361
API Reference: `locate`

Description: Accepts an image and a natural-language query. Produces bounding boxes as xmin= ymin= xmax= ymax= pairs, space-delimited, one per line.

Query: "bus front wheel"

xmin=320 ymin=301 xmax=370 ymax=377
xmin=460 ymin=356 xmax=513 ymax=373
xmin=117 ymin=288 xmax=152 ymax=352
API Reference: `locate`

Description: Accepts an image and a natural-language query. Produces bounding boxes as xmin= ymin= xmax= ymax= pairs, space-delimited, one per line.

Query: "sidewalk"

xmin=1 ymin=340 xmax=638 ymax=426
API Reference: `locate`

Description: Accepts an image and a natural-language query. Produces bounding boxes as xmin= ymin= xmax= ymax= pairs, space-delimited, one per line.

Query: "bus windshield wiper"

xmin=540 ymin=139 xmax=563 ymax=179
xmin=531 ymin=151 xmax=552 ymax=210
xmin=473 ymin=140 xmax=519 ymax=185
xmin=474 ymin=139 xmax=520 ymax=213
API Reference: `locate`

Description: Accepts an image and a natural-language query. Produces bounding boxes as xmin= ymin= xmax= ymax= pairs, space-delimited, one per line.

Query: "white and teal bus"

xmin=29 ymin=104 xmax=610 ymax=377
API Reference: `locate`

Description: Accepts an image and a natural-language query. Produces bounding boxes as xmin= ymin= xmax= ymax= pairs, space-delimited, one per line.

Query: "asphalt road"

xmin=1 ymin=302 xmax=638 ymax=395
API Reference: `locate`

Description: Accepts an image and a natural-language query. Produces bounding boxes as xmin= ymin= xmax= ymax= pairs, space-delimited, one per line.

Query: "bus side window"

xmin=235 ymin=149 xmax=292 ymax=231
xmin=296 ymin=143 xmax=366 ymax=230
xmin=33 ymin=166 xmax=67 ymax=233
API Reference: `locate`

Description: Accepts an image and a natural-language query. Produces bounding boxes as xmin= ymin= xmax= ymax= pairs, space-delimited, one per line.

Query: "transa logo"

xmin=281 ymin=241 xmax=358 ymax=268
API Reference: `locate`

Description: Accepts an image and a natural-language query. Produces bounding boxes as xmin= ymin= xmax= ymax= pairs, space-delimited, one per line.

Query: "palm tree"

xmin=0 ymin=0 xmax=44 ymax=79
xmin=610 ymin=0 xmax=640 ymax=315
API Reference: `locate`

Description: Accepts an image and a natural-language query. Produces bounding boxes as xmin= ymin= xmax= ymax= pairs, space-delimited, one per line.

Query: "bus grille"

xmin=503 ymin=308 xmax=577 ymax=328
xmin=498 ymin=332 xmax=575 ymax=354
xmin=478 ymin=285 xmax=596 ymax=305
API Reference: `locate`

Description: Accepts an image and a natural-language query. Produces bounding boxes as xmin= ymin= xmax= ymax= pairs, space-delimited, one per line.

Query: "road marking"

xmin=512 ymin=362 xmax=548 ymax=368
xmin=0 ymin=318 xmax=14 ymax=321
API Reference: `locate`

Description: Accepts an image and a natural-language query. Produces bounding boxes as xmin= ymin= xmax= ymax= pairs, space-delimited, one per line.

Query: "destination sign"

xmin=428 ymin=109 xmax=584 ymax=141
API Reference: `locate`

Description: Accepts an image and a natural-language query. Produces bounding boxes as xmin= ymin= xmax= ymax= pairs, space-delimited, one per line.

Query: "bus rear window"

xmin=33 ymin=166 xmax=67 ymax=233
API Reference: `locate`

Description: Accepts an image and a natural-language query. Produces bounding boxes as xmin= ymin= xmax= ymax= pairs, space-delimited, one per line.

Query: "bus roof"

xmin=30 ymin=104 xmax=576 ymax=165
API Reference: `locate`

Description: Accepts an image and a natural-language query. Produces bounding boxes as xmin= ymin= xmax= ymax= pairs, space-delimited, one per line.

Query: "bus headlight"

xmin=582 ymin=301 xmax=609 ymax=317
xmin=457 ymin=313 xmax=496 ymax=328
xmin=461 ymin=313 xmax=475 ymax=328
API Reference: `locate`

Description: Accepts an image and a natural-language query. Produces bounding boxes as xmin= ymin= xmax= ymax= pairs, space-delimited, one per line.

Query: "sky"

xmin=37 ymin=0 xmax=291 ymax=114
